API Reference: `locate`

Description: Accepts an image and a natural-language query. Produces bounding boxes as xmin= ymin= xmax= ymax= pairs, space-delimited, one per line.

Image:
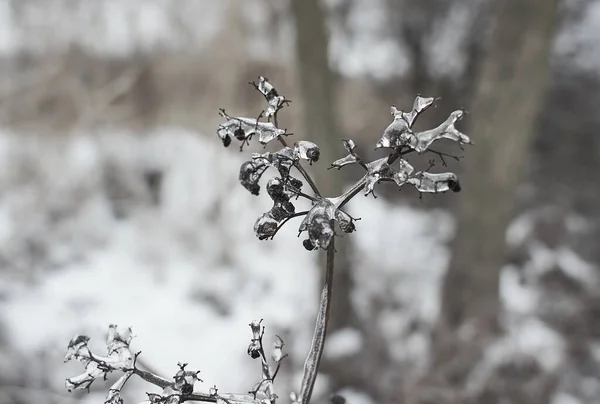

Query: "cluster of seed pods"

xmin=217 ymin=77 xmax=472 ymax=250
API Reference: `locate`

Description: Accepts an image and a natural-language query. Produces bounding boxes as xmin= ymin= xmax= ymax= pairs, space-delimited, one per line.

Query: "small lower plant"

xmin=64 ymin=76 xmax=471 ymax=404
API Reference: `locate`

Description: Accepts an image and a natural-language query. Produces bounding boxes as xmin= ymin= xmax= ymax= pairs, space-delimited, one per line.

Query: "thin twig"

xmin=298 ymin=238 xmax=336 ymax=404
xmin=133 ymin=368 xmax=219 ymax=403
xmin=186 ymin=392 xmax=219 ymax=403
xmin=132 ymin=368 xmax=171 ymax=389
xmin=269 ymin=211 xmax=310 ymax=240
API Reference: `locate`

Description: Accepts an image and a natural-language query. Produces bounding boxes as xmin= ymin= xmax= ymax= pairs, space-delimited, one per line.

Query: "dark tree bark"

xmin=439 ymin=0 xmax=560 ymax=335
xmin=290 ymin=0 xmax=354 ymax=361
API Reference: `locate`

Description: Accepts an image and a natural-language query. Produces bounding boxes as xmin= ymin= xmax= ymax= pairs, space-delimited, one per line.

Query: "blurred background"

xmin=0 ymin=0 xmax=599 ymax=403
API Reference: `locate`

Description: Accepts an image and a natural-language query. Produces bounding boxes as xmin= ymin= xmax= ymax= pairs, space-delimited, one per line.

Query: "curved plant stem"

xmin=298 ymin=239 xmax=335 ymax=404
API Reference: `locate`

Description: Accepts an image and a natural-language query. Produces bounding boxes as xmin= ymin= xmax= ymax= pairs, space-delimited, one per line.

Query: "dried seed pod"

xmin=294 ymin=141 xmax=320 ymax=164
xmin=254 ymin=214 xmax=279 ymax=240
xmin=408 ymin=171 xmax=461 ymax=193
xmin=239 ymin=161 xmax=267 ymax=196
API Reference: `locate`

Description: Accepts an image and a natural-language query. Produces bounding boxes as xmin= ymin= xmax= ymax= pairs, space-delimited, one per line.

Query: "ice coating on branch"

xmin=376 ymin=108 xmax=411 ymax=149
xmin=410 ymin=110 xmax=471 ymax=153
xmin=363 ymin=157 xmax=414 ymax=197
xmin=219 ymin=82 xmax=470 ymax=250
xmin=375 ymin=96 xmax=436 ymax=149
xmin=331 ymin=139 xmax=364 ymax=169
xmin=251 ymin=76 xmax=291 ymax=120
xmin=407 ymin=171 xmax=461 ymax=193
xmin=298 ymin=199 xmax=356 ymax=250
xmin=376 ymin=95 xmax=471 ymax=154
xmin=403 ymin=95 xmax=437 ymax=126
xmin=217 ymin=109 xmax=288 ymax=149
xmin=331 ymin=153 xmax=359 ymax=169
xmin=64 ymin=325 xmax=135 ymax=394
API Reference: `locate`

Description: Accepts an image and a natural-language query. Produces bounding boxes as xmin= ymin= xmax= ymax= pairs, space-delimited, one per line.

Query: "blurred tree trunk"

xmin=290 ymin=0 xmax=353 ymax=334
xmin=438 ymin=0 xmax=560 ymax=342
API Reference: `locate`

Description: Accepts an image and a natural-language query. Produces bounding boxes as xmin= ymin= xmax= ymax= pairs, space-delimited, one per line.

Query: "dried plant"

xmin=64 ymin=76 xmax=471 ymax=404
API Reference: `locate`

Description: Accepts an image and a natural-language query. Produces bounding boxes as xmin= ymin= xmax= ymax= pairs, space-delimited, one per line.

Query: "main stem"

xmin=273 ymin=111 xmax=333 ymax=403
xmin=298 ymin=239 xmax=335 ymax=404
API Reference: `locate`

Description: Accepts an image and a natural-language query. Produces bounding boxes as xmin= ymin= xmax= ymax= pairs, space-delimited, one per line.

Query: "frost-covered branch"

xmin=64 ymin=323 xmax=288 ymax=404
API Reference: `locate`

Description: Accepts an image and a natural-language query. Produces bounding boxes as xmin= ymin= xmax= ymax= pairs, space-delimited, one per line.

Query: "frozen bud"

xmin=247 ymin=320 xmax=263 ymax=359
xmin=174 ymin=363 xmax=201 ymax=396
xmin=294 ymin=141 xmax=320 ymax=164
xmin=209 ymin=385 xmax=218 ymax=396
xmin=299 ymin=200 xmax=335 ymax=249
xmin=271 ymin=336 xmax=285 ymax=363
xmin=408 ymin=172 xmax=461 ymax=193
xmin=335 ymin=210 xmax=355 ymax=234
xmin=308 ymin=216 xmax=334 ymax=250
xmin=234 ymin=127 xmax=246 ymax=141
xmin=249 ymin=320 xmax=262 ymax=337
xmin=342 ymin=139 xmax=356 ymax=153
xmin=298 ymin=199 xmax=355 ymax=250
xmin=254 ymin=214 xmax=279 ymax=240
xmin=303 ymin=239 xmax=317 ymax=251
xmin=239 ymin=161 xmax=266 ymax=196
xmin=270 ymin=204 xmax=291 ymax=221
xmin=258 ymin=76 xmax=278 ymax=99
xmin=266 ymin=178 xmax=286 ymax=201
xmin=288 ymin=177 xmax=303 ymax=191
xmin=221 ymin=134 xmax=231 ymax=147
xmin=247 ymin=345 xmax=261 ymax=359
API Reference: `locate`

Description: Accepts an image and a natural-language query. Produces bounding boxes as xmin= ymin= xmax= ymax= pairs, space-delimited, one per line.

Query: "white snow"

xmin=325 ymin=327 xmax=363 ymax=359
xmin=553 ymin=392 xmax=583 ymax=404
xmin=334 ymin=388 xmax=374 ymax=404
xmin=500 ymin=265 xmax=540 ymax=315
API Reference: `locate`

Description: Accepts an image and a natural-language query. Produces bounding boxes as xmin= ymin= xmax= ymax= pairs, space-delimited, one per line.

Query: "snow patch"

xmin=325 ymin=328 xmax=363 ymax=359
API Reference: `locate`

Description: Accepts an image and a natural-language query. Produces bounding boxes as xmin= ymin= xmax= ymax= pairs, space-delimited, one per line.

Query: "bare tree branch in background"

xmin=435 ymin=0 xmax=560 ymax=375
xmin=290 ymin=0 xmax=355 ymax=342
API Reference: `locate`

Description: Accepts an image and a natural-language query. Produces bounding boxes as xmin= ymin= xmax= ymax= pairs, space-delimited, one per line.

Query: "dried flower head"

xmin=217 ymin=80 xmax=471 ymax=251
